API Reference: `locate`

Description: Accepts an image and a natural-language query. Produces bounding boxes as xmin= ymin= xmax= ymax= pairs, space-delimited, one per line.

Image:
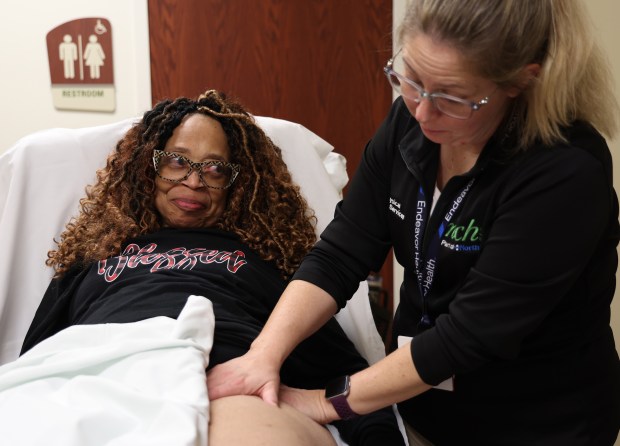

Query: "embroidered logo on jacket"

xmin=98 ymin=243 xmax=248 ymax=282
xmin=440 ymin=218 xmax=481 ymax=252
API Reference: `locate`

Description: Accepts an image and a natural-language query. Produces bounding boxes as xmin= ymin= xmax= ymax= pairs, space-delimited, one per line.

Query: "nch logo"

xmin=441 ymin=218 xmax=482 ymax=252
xmin=444 ymin=218 xmax=481 ymax=243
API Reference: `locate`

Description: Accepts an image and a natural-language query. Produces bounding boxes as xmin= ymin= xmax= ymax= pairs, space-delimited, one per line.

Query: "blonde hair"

xmin=398 ymin=0 xmax=619 ymax=148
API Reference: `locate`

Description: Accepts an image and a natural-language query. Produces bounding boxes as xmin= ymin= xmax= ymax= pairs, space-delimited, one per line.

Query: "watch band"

xmin=325 ymin=375 xmax=359 ymax=420
xmin=329 ymin=393 xmax=359 ymax=420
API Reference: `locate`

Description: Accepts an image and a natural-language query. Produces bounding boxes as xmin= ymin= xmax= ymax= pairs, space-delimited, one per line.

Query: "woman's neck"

xmin=436 ymin=144 xmax=481 ymax=190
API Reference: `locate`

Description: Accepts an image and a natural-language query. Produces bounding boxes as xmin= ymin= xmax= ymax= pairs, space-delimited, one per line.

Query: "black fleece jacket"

xmin=294 ymin=97 xmax=620 ymax=445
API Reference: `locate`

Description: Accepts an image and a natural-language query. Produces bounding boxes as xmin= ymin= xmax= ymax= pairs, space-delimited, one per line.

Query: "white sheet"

xmin=0 ymin=295 xmax=214 ymax=446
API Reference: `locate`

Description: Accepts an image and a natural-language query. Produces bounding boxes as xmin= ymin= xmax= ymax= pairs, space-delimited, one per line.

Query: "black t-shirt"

xmin=22 ymin=228 xmax=405 ymax=446
xmin=71 ymin=229 xmax=282 ymax=357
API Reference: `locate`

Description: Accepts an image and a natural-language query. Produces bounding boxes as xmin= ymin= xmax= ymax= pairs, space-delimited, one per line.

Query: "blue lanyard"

xmin=414 ymin=178 xmax=475 ymax=328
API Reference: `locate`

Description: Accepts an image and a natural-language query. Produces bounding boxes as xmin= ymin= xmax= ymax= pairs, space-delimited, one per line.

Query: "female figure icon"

xmin=83 ymin=35 xmax=105 ymax=79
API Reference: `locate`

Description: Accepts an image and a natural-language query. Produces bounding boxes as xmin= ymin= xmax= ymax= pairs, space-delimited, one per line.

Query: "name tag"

xmin=398 ymin=335 xmax=454 ymax=391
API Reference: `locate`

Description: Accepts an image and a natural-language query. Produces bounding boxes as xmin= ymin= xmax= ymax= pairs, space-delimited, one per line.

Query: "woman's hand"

xmin=208 ymin=280 xmax=340 ymax=406
xmin=207 ymin=350 xmax=282 ymax=406
xmin=279 ymin=384 xmax=337 ymax=425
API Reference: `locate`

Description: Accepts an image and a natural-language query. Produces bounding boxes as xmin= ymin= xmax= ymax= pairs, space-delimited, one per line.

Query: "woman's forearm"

xmin=250 ymin=279 xmax=338 ymax=366
xmin=207 ymin=280 xmax=339 ymax=403
xmin=280 ymin=343 xmax=432 ymax=424
xmin=259 ymin=281 xmax=432 ymax=415
xmin=347 ymin=344 xmax=432 ymax=416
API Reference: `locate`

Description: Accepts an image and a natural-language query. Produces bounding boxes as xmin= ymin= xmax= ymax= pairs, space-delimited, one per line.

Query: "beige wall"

xmin=0 ymin=0 xmax=151 ymax=153
xmin=588 ymin=0 xmax=620 ymax=360
xmin=590 ymin=0 xmax=620 ymax=434
xmin=391 ymin=0 xmax=620 ymax=355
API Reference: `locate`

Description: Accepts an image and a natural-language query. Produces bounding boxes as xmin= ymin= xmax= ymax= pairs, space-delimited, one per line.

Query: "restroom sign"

xmin=46 ymin=18 xmax=115 ymax=112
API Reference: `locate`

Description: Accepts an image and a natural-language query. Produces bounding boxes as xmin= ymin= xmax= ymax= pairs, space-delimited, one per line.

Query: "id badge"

xmin=398 ymin=335 xmax=454 ymax=391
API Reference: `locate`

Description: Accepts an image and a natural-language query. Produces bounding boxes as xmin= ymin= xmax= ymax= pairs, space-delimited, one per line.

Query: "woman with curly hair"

xmin=45 ymin=89 xmax=315 ymax=280
xmin=18 ymin=90 xmax=405 ymax=446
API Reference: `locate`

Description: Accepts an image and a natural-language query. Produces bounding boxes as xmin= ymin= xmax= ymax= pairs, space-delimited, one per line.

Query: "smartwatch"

xmin=325 ymin=375 xmax=359 ymax=420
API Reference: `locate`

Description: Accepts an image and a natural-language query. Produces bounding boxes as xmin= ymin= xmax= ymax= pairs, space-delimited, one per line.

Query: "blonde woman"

xmin=208 ymin=1 xmax=620 ymax=444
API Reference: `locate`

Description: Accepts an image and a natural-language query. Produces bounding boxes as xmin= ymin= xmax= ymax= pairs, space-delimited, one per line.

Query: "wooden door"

xmin=148 ymin=0 xmax=395 ymax=314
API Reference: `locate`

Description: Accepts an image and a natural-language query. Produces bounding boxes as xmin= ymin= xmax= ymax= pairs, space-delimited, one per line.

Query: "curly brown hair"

xmin=47 ymin=90 xmax=317 ymax=279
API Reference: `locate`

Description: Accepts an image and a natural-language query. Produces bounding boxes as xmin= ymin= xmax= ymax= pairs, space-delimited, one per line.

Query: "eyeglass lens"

xmin=386 ymin=53 xmax=474 ymax=119
xmin=158 ymin=154 xmax=234 ymax=188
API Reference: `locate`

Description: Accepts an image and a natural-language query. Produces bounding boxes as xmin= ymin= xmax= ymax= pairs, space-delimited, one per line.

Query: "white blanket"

xmin=0 ymin=295 xmax=214 ymax=446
